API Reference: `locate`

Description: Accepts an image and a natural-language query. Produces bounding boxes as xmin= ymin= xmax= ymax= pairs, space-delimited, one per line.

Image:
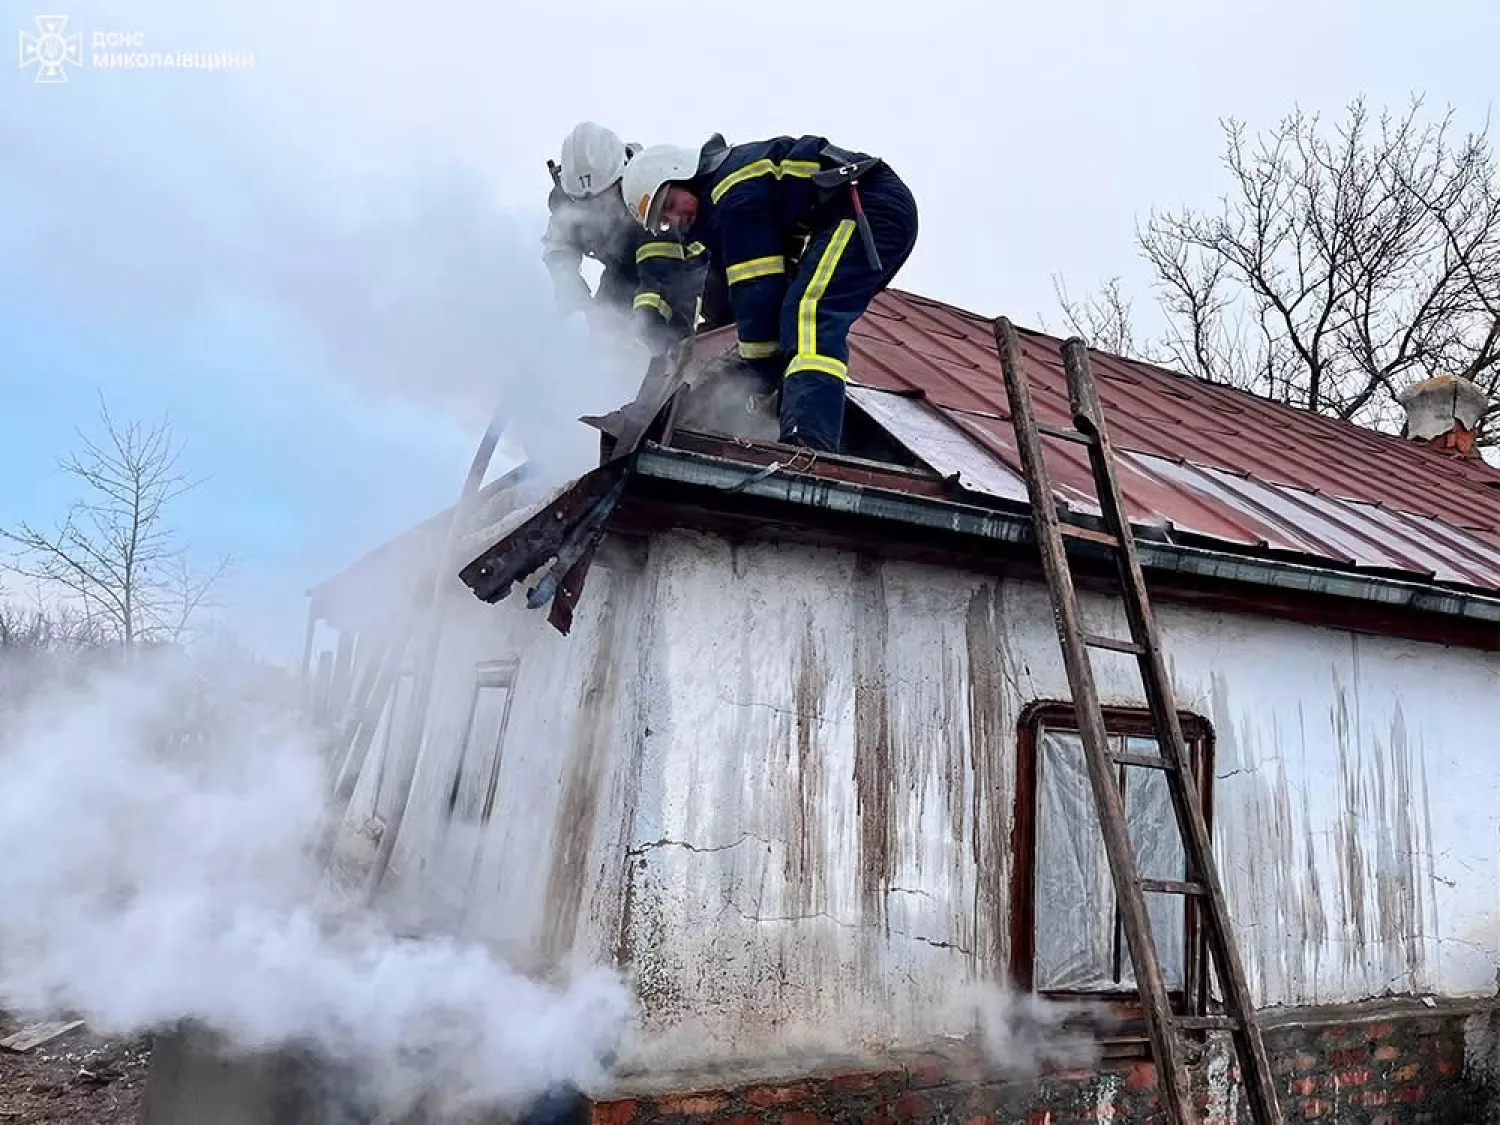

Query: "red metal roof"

xmin=679 ymin=289 xmax=1500 ymax=594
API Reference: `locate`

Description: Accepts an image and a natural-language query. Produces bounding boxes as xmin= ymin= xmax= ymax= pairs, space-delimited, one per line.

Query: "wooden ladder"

xmin=992 ymin=317 xmax=1283 ymax=1125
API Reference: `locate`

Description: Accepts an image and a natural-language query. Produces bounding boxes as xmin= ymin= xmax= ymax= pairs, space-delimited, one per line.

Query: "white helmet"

xmin=559 ymin=121 xmax=631 ymax=199
xmin=620 ymin=144 xmax=702 ymax=230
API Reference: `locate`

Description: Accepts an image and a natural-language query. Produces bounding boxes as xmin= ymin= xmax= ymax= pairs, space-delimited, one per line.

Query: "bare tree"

xmin=1052 ymin=276 xmax=1141 ymax=358
xmin=1058 ymin=96 xmax=1500 ymax=445
xmin=0 ymin=594 xmax=108 ymax=651
xmin=2 ymin=398 xmax=232 ymax=650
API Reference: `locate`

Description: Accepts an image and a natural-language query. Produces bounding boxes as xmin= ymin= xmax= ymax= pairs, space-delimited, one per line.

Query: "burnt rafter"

xmin=457 ymin=462 xmax=629 ymax=607
xmin=456 ymin=341 xmax=698 ymax=630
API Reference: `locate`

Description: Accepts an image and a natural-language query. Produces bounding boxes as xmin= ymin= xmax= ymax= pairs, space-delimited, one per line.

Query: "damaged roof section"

xmin=457 ymin=289 xmax=1500 ymax=630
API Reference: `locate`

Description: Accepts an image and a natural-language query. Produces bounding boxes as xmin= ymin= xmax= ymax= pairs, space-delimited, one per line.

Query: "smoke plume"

xmin=0 ymin=649 xmax=633 ymax=1118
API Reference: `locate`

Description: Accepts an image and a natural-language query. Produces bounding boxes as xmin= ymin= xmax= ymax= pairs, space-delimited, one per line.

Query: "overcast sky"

xmin=4 ymin=0 xmax=1498 ymax=660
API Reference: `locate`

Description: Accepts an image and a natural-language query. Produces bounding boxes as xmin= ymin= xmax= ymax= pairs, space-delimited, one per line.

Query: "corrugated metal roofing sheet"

xmin=681 ymin=289 xmax=1500 ymax=594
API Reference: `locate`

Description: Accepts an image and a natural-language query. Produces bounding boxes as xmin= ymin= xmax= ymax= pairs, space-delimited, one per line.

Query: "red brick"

xmin=1051 ymin=1068 xmax=1097 ymax=1083
xmin=783 ymin=1114 xmax=828 ymax=1125
xmin=1330 ymin=1047 xmax=1368 ymax=1067
xmin=895 ymin=1093 xmax=931 ymax=1120
xmin=1123 ymin=1061 xmax=1157 ymax=1092
xmin=1369 ymin=1115 xmax=1399 ymax=1125
xmin=1336 ymin=1069 xmax=1372 ymax=1087
xmin=1365 ymin=1021 xmax=1397 ymax=1039
xmin=1026 ymin=1113 xmax=1055 ymax=1125
xmin=1436 ymin=1057 xmax=1462 ymax=1076
xmin=1360 ymin=1088 xmax=1392 ymax=1106
xmin=1393 ymin=1085 xmax=1426 ymax=1104
xmin=827 ymin=1069 xmax=893 ymax=1094
xmin=968 ymin=1118 xmax=996 ymax=1125
xmin=1293 ymin=1052 xmax=1319 ymax=1072
xmin=1289 ymin=1078 xmax=1318 ymax=1096
xmin=591 ymin=1101 xmax=638 ymax=1125
xmin=746 ymin=1084 xmax=814 ymax=1108
xmin=1301 ymin=1098 xmax=1333 ymax=1119
xmin=721 ymin=1117 xmax=763 ymax=1125
xmin=1373 ymin=1044 xmax=1401 ymax=1061
xmin=1079 ymin=1107 xmax=1118 ymax=1120
xmin=907 ymin=1061 xmax=948 ymax=1088
xmin=1391 ymin=1063 xmax=1421 ymax=1082
xmin=653 ymin=1092 xmax=730 ymax=1115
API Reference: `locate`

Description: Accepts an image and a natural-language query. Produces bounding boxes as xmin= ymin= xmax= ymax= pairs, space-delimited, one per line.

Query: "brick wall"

xmin=592 ymin=1004 xmax=1498 ymax=1124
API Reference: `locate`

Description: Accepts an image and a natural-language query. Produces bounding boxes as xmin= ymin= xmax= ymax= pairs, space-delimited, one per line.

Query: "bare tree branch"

xmin=1 ymin=397 xmax=233 ymax=649
xmin=1052 ymin=275 xmax=1141 ymax=357
xmin=1058 ymin=95 xmax=1500 ymax=451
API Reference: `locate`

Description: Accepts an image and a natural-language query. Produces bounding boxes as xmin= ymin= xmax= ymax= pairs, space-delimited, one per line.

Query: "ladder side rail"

xmin=995 ymin=319 xmax=1199 ymax=1125
xmin=1059 ymin=337 xmax=1285 ymax=1125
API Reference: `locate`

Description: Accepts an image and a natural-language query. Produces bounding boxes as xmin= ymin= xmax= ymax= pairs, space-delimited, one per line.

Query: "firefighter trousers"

xmin=775 ymin=166 xmax=920 ymax=451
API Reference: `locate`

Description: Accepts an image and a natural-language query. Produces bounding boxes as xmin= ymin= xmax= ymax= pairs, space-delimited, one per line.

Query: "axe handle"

xmin=849 ymin=184 xmax=883 ymax=273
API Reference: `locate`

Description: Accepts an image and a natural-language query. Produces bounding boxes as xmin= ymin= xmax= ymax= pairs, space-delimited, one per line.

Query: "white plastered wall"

xmin=335 ymin=527 xmax=1500 ymax=1071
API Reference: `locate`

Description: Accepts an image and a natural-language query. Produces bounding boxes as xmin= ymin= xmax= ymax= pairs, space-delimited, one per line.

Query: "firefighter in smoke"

xmin=619 ymin=133 xmax=919 ymax=451
xmin=541 ymin=121 xmax=730 ymax=355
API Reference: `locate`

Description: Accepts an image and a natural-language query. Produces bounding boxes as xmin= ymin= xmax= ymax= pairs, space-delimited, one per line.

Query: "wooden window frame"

xmin=1010 ymin=701 xmax=1216 ymax=1022
xmin=446 ymin=660 xmax=519 ymax=826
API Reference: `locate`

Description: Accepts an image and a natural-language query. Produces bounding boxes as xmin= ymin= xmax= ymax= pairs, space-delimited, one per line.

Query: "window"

xmin=447 ymin=661 xmax=519 ymax=827
xmin=424 ymin=661 xmax=519 ymax=919
xmin=1013 ymin=704 xmax=1212 ymax=1009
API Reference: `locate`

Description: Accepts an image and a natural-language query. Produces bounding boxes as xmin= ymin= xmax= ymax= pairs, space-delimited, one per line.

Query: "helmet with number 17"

xmin=558 ymin=121 xmax=638 ymax=200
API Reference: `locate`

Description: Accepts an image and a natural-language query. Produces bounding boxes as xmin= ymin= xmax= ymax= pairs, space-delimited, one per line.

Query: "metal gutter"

xmin=633 ymin=444 xmax=1500 ymax=626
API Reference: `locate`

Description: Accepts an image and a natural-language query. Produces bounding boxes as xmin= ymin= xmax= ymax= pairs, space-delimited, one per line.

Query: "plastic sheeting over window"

xmin=1034 ymin=729 xmax=1189 ymax=991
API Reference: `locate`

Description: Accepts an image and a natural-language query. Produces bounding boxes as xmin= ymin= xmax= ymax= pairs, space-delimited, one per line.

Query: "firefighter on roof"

xmin=620 ymin=133 xmax=919 ymax=451
xmin=542 ymin=121 xmax=729 ymax=355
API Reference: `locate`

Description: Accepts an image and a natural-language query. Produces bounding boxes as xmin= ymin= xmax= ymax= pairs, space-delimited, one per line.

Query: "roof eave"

xmin=631 ymin=444 xmax=1500 ymax=629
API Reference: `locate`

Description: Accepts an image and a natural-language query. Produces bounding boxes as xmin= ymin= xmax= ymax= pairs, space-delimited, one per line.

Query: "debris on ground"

xmin=1 ymin=1021 xmax=85 ymax=1054
xmin=0 ymin=1013 xmax=151 ymax=1125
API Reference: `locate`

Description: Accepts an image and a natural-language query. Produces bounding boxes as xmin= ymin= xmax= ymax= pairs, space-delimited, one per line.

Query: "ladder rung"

xmin=1082 ymin=633 xmax=1145 ymax=655
xmin=1057 ymin=523 xmax=1120 ymax=547
xmin=1140 ymin=878 xmax=1206 ymax=896
xmin=1037 ymin=421 xmax=1094 ymax=445
xmin=1111 ymin=751 xmax=1176 ymax=770
xmin=1175 ymin=1015 xmax=1241 ymax=1032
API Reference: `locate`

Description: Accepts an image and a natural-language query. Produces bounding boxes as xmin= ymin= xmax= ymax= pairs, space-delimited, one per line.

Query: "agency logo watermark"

xmin=18 ymin=15 xmax=81 ymax=82
xmin=17 ymin=13 xmax=254 ymax=83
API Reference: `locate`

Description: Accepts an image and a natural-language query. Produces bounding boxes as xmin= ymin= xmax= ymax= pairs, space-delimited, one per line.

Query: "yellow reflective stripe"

xmin=711 ymin=160 xmax=774 ymax=203
xmin=634 ymin=292 xmax=673 ymax=320
xmin=726 ymin=255 xmax=786 ymax=285
xmin=687 ymin=241 xmax=707 ymax=257
xmin=785 ymin=355 xmax=849 ymax=381
xmin=710 ymin=158 xmax=821 ymax=204
xmin=796 ymin=218 xmax=857 ymax=363
xmin=636 ymin=241 xmax=685 ymax=263
xmin=738 ymin=339 xmax=780 ymax=360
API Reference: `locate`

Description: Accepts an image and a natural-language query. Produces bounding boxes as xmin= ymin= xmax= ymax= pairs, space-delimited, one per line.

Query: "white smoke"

xmin=965 ymin=984 xmax=1106 ymax=1076
xmin=0 ymin=649 xmax=633 ymax=1118
xmin=5 ymin=72 xmax=655 ymax=523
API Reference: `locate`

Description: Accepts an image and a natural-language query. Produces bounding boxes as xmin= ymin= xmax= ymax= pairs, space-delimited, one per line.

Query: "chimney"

xmin=1397 ymin=374 xmax=1492 ymax=458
